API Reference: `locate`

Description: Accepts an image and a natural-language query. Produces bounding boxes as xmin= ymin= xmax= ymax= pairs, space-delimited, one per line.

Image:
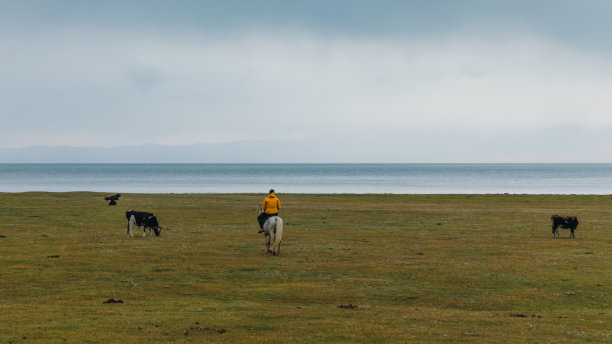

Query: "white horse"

xmin=263 ymin=216 xmax=283 ymax=256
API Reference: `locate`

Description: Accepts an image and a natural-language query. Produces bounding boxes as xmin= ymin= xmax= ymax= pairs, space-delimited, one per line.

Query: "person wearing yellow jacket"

xmin=257 ymin=189 xmax=281 ymax=233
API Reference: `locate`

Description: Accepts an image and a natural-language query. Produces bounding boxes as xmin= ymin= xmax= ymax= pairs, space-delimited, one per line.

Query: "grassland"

xmin=0 ymin=192 xmax=610 ymax=343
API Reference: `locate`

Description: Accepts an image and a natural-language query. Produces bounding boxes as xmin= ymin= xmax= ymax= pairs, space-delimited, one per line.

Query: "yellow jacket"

xmin=262 ymin=193 xmax=281 ymax=214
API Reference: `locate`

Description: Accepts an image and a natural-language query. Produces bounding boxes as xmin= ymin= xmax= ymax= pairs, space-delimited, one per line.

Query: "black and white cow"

xmin=551 ymin=215 xmax=579 ymax=238
xmin=126 ymin=210 xmax=163 ymax=237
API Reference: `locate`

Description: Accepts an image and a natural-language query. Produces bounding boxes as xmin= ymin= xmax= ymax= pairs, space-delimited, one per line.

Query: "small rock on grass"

xmin=338 ymin=304 xmax=358 ymax=309
xmin=103 ymin=298 xmax=123 ymax=304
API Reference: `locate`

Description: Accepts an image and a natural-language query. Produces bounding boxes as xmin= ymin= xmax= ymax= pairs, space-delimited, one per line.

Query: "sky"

xmin=1 ymin=0 xmax=612 ymax=162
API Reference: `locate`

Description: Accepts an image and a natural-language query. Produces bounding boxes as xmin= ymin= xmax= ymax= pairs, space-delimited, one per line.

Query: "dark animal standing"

xmin=104 ymin=193 xmax=121 ymax=206
xmin=551 ymin=215 xmax=579 ymax=238
xmin=126 ymin=210 xmax=163 ymax=237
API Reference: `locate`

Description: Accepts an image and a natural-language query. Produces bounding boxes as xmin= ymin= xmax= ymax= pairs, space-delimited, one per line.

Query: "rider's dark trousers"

xmin=258 ymin=212 xmax=278 ymax=228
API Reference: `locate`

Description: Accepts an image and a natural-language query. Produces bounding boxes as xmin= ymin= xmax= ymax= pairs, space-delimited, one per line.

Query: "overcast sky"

xmin=1 ymin=1 xmax=612 ymax=162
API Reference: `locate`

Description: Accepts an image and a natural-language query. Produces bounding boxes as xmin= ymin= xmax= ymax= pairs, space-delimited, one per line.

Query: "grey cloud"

xmin=128 ymin=67 xmax=166 ymax=92
xmin=2 ymin=1 xmax=612 ymax=162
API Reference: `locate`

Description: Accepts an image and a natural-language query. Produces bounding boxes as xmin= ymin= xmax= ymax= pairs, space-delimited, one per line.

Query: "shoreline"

xmin=3 ymin=191 xmax=612 ymax=196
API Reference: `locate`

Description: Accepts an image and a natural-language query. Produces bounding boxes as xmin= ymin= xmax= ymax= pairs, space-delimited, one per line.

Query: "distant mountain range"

xmin=0 ymin=138 xmax=365 ymax=163
xmin=0 ymin=141 xmax=308 ymax=163
xmin=1 ymin=127 xmax=610 ymax=163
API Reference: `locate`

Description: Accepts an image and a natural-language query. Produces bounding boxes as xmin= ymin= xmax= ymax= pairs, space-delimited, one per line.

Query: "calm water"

xmin=1 ymin=163 xmax=612 ymax=194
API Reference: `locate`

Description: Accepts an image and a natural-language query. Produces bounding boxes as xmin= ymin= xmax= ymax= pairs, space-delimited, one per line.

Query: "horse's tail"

xmin=273 ymin=217 xmax=283 ymax=255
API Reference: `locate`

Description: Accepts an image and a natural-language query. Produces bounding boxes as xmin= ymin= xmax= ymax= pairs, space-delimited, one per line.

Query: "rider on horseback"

xmin=258 ymin=189 xmax=281 ymax=233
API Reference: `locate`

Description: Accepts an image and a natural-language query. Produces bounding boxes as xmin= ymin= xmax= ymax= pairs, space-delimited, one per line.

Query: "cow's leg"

xmin=553 ymin=224 xmax=560 ymax=237
xmin=127 ymin=215 xmax=136 ymax=237
xmin=143 ymin=226 xmax=147 ymax=237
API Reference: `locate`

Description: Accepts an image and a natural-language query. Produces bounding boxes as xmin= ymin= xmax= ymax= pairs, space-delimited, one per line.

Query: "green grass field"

xmin=0 ymin=193 xmax=610 ymax=343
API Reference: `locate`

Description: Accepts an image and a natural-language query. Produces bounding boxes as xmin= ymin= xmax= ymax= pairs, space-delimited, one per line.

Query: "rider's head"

xmin=269 ymin=189 xmax=275 ymax=194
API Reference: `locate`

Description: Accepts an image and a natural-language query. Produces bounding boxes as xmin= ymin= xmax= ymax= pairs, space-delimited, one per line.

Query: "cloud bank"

xmin=1 ymin=2 xmax=612 ymax=162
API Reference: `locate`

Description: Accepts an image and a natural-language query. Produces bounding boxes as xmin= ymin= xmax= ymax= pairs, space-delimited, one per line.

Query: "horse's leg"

xmin=272 ymin=218 xmax=282 ymax=256
xmin=272 ymin=235 xmax=279 ymax=256
xmin=271 ymin=234 xmax=276 ymax=255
